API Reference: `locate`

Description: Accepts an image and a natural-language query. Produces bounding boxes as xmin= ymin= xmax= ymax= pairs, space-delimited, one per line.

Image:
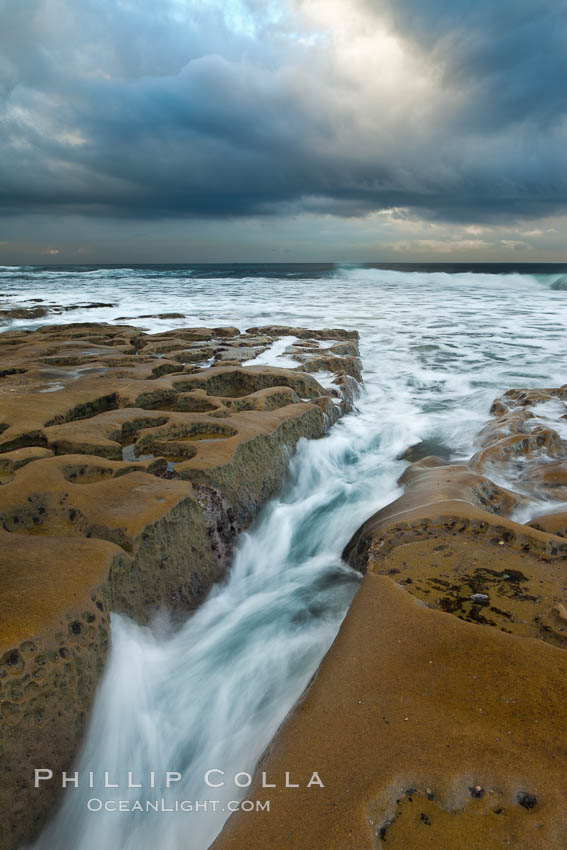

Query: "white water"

xmin=2 ymin=264 xmax=565 ymax=849
xmin=245 ymin=334 xmax=299 ymax=367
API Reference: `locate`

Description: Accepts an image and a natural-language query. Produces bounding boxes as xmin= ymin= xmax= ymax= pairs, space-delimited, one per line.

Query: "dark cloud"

xmin=377 ymin=0 xmax=567 ymax=127
xmin=0 ymin=0 xmax=566 ymax=228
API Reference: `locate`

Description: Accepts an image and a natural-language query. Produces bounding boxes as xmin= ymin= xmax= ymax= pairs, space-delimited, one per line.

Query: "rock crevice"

xmin=212 ymin=383 xmax=567 ymax=850
xmin=0 ymin=322 xmax=360 ymax=850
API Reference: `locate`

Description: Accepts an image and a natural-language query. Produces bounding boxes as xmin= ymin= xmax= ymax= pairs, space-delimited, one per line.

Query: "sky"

xmin=1 ymin=0 xmax=566 ymax=263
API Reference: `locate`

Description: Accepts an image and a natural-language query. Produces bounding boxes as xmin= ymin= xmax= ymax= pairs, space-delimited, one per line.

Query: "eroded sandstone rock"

xmin=213 ymin=384 xmax=567 ymax=850
xmin=0 ymin=321 xmax=360 ymax=849
xmin=0 ymin=532 xmax=124 ymax=850
xmin=211 ymin=574 xmax=567 ymax=850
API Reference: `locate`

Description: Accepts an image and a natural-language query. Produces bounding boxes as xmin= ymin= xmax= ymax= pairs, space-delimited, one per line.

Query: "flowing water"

xmin=2 ymin=263 xmax=567 ymax=849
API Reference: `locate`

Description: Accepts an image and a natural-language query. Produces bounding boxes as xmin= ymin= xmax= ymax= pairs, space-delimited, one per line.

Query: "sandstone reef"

xmin=213 ymin=384 xmax=567 ymax=850
xmin=0 ymin=320 xmax=360 ymax=850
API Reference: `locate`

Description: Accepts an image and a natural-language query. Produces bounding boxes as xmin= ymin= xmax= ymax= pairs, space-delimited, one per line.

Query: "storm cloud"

xmin=0 ymin=0 xmax=566 ymax=247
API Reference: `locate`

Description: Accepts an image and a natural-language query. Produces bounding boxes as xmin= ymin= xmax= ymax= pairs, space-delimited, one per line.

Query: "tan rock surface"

xmin=528 ymin=510 xmax=567 ymax=538
xmin=0 ymin=321 xmax=360 ymax=849
xmin=213 ymin=385 xmax=567 ymax=850
xmin=0 ymin=322 xmax=360 ymax=617
xmin=472 ymin=386 xmax=567 ymax=497
xmin=0 ymin=532 xmax=124 ymax=850
xmin=212 ymin=575 xmax=567 ymax=850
